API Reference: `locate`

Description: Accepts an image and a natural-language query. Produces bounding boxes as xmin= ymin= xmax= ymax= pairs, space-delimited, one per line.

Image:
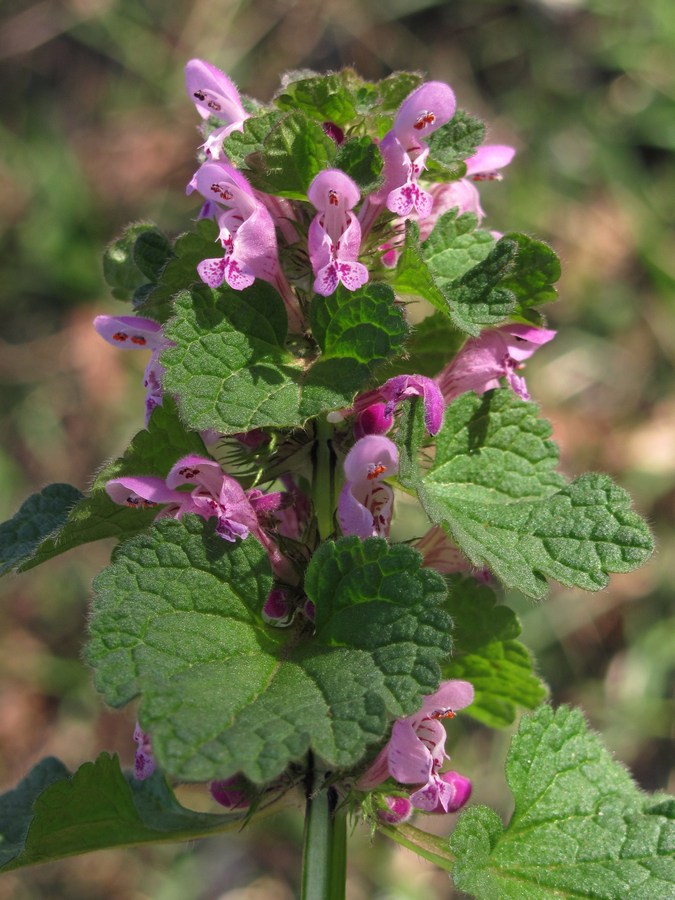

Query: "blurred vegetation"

xmin=1 ymin=1 xmax=673 ymax=897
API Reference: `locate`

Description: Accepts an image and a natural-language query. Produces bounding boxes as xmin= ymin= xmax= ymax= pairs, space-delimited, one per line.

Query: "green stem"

xmin=313 ymin=415 xmax=336 ymax=541
xmin=301 ymin=761 xmax=347 ymax=900
xmin=377 ymin=821 xmax=456 ymax=873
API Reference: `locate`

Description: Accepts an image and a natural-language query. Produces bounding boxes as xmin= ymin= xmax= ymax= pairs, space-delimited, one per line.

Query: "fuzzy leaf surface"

xmin=422 ymin=211 xmax=496 ymax=284
xmin=16 ymin=400 xmax=205 ymax=571
xmin=237 ymin=111 xmax=336 ymax=199
xmin=426 ymin=110 xmax=486 ymax=170
xmin=443 ymin=576 xmax=547 ymax=726
xmin=87 ymin=522 xmax=451 ymax=783
xmin=376 ymin=312 xmax=465 ymax=380
xmin=333 ymin=136 xmax=384 ymax=193
xmin=500 ymin=232 xmax=561 ymax=311
xmin=162 ymin=282 xmax=407 ymax=432
xmin=417 ymin=390 xmax=653 ymax=597
xmin=451 ymin=706 xmax=675 ymax=899
xmin=275 ymin=74 xmax=357 ymax=125
xmin=0 ymin=484 xmax=83 ymax=576
xmin=0 ymin=753 xmax=240 ymax=872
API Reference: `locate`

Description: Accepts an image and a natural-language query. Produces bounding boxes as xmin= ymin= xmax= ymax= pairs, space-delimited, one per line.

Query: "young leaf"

xmin=238 ymin=111 xmax=337 ymax=199
xmin=443 ymin=239 xmax=517 ymax=334
xmin=16 ymin=399 xmax=206 ymax=571
xmin=222 ymin=109 xmax=285 ymax=169
xmin=0 ymin=753 xmax=242 ymax=872
xmin=275 ymin=74 xmax=357 ymax=126
xmin=393 ymin=220 xmax=450 ymax=314
xmin=0 ymin=483 xmax=83 ymax=576
xmin=417 ymin=390 xmax=653 ymax=598
xmin=103 ymin=223 xmax=168 ymax=301
xmin=426 ymin=110 xmax=486 ymax=170
xmin=87 ymin=521 xmax=451 ymax=783
xmin=422 ymin=210 xmax=496 ymax=285
xmin=443 ymin=576 xmax=547 ymax=727
xmin=499 ymin=232 xmax=561 ymax=311
xmin=450 ymin=705 xmax=675 ymax=899
xmin=134 ymin=218 xmax=221 ymax=324
xmin=333 ymin=136 xmax=384 ymax=193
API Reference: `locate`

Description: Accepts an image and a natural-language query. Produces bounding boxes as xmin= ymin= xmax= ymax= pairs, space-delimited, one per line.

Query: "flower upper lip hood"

xmin=185 ymin=59 xmax=249 ymax=159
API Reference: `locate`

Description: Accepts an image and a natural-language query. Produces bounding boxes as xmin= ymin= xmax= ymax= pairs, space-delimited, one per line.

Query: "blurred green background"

xmin=1 ymin=1 xmax=673 ymax=897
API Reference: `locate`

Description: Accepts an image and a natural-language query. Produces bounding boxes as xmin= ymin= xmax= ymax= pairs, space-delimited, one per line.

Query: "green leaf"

xmin=422 ymin=211 xmax=496 ymax=285
xmin=222 ymin=110 xmax=284 ymax=169
xmin=236 ymin=111 xmax=336 ymax=199
xmin=451 ymin=705 xmax=675 ymax=899
xmin=426 ymin=109 xmax=486 ymax=170
xmin=304 ymin=283 xmax=408 ymax=415
xmin=417 ymin=390 xmax=654 ymax=598
xmin=0 ymin=753 xmax=241 ymax=872
xmin=443 ymin=576 xmax=547 ymax=727
xmin=87 ymin=522 xmax=451 ymax=783
xmin=18 ymin=399 xmax=206 ymax=571
xmin=376 ymin=72 xmax=425 ymax=113
xmin=134 ymin=218 xmax=221 ymax=323
xmin=393 ymin=220 xmax=451 ymax=314
xmin=132 ymin=226 xmax=173 ymax=281
xmin=333 ymin=136 xmax=384 ymax=193
xmin=275 ymin=74 xmax=357 ymax=126
xmin=103 ymin=223 xmax=166 ymax=301
xmin=162 ymin=282 xmax=407 ymax=433
xmin=0 ymin=484 xmax=83 ymax=576
xmin=376 ymin=312 xmax=465 ymax=380
xmin=393 ymin=221 xmax=515 ymax=335
xmin=443 ymin=239 xmax=517 ymax=334
xmin=500 ymin=233 xmax=561 ymax=311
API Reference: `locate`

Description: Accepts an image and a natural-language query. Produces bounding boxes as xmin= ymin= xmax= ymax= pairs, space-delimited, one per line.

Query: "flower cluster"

xmin=93 ymin=60 xmax=558 ymax=827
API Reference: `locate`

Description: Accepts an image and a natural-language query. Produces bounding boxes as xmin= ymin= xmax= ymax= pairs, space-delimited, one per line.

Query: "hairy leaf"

xmin=87 ymin=522 xmax=451 ymax=783
xmin=275 ymin=74 xmax=357 ymax=125
xmin=422 ymin=211 xmax=495 ymax=284
xmin=443 ymin=576 xmax=547 ymax=726
xmin=0 ymin=754 xmax=241 ymax=872
xmin=333 ymin=136 xmax=384 ymax=193
xmin=417 ymin=391 xmax=653 ymax=598
xmin=426 ymin=110 xmax=486 ymax=170
xmin=451 ymin=706 xmax=675 ymax=899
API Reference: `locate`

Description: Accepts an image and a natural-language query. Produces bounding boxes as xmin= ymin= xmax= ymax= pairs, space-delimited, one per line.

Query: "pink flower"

xmin=133 ymin=723 xmax=155 ymax=780
xmin=360 ymin=81 xmax=456 ymax=236
xmin=338 ymin=435 xmax=398 ymax=539
xmin=436 ymin=323 xmax=556 ymax=404
xmin=354 ymin=374 xmax=445 ymax=437
xmin=188 ymin=161 xmax=278 ymax=290
xmin=307 ymin=169 xmax=368 ymax=296
xmin=185 ymin=59 xmax=249 ymax=159
xmin=359 ymin=680 xmax=474 ymax=814
xmin=93 ymin=315 xmax=171 ymax=425
xmin=106 ymin=454 xmax=297 ymax=582
xmin=378 ymin=795 xmax=414 ymax=825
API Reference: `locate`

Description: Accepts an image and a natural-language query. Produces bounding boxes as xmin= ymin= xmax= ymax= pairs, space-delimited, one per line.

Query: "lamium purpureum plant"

xmin=0 ymin=60 xmax=672 ymax=899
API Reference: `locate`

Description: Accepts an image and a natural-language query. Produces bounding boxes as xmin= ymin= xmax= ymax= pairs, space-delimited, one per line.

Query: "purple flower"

xmin=133 ymin=723 xmax=155 ymax=780
xmin=436 ymin=324 xmax=557 ymax=404
xmin=93 ymin=315 xmax=171 ymax=425
xmin=360 ymin=81 xmax=456 ymax=236
xmin=262 ymin=587 xmax=293 ymax=625
xmin=354 ymin=374 xmax=445 ymax=437
xmin=338 ymin=435 xmax=399 ymax=539
xmin=358 ymin=680 xmax=474 ymax=814
xmin=378 ymin=795 xmax=414 ymax=825
xmin=307 ymin=169 xmax=368 ymax=296
xmin=106 ymin=454 xmax=296 ymax=581
xmin=188 ymin=161 xmax=278 ymax=290
xmin=209 ymin=775 xmax=252 ymax=810
xmin=185 ymin=59 xmax=249 ymax=159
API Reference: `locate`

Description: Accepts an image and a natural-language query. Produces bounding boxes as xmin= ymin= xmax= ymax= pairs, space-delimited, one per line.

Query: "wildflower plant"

xmin=0 ymin=61 xmax=672 ymax=898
